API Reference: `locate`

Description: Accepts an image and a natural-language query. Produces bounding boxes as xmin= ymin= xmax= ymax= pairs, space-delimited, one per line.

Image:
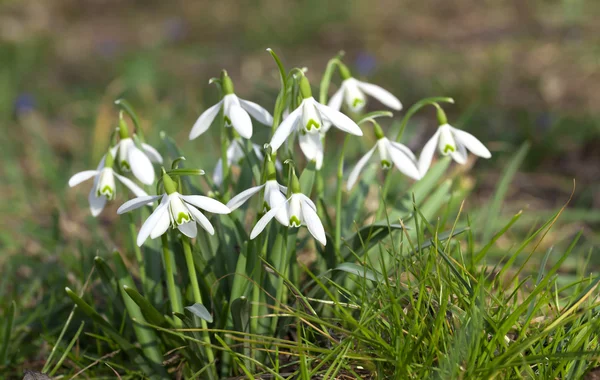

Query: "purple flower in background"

xmin=354 ymin=52 xmax=377 ymax=76
xmin=14 ymin=93 xmax=36 ymax=114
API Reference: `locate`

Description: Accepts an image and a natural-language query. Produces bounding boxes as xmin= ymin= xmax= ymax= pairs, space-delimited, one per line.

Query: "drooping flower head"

xmin=117 ymin=169 xmax=230 ymax=246
xmin=111 ymin=113 xmax=163 ymax=185
xmin=347 ymin=121 xmax=421 ymax=190
xmin=189 ymin=70 xmax=273 ymax=140
xmin=68 ymin=149 xmax=148 ymax=216
xmin=418 ymin=105 xmax=491 ymax=175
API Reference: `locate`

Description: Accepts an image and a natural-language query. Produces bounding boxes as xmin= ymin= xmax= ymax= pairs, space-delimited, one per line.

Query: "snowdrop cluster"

xmin=68 ymin=51 xmax=491 ymax=249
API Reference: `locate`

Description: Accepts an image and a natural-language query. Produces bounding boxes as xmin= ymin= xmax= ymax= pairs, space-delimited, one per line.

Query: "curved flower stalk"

xmin=110 ymin=115 xmax=163 ymax=185
xmin=118 ymin=169 xmax=230 ymax=246
xmin=68 ymin=150 xmax=148 ymax=216
xmin=250 ymin=170 xmax=326 ymax=246
xmin=347 ymin=121 xmax=421 ymax=190
xmin=189 ymin=70 xmax=273 ymax=140
xmin=269 ymin=75 xmax=363 ymax=160
xmin=213 ymin=137 xmax=282 ymax=186
xmin=329 ymin=62 xmax=402 ymax=113
xmin=226 ymin=160 xmax=288 ymax=224
xmin=418 ymin=106 xmax=491 ymax=175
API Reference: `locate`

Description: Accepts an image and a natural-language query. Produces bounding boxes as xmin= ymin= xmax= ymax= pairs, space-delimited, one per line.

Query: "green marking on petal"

xmin=443 ymin=144 xmax=455 ymax=154
xmin=380 ymin=160 xmax=392 ymax=170
xmin=352 ymin=98 xmax=364 ymax=108
xmin=176 ymin=212 xmax=191 ymax=225
xmin=262 ymin=201 xmax=270 ymax=213
xmin=120 ymin=160 xmax=131 ymax=171
xmin=98 ymin=186 xmax=115 ymax=200
xmin=224 ymin=116 xmax=232 ymax=126
xmin=289 ymin=215 xmax=302 ymax=227
xmin=305 ymin=119 xmax=320 ymax=131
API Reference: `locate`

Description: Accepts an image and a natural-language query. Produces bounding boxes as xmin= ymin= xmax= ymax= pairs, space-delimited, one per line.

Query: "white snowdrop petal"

xmin=238 ymin=98 xmax=273 ymax=126
xmin=189 ymin=100 xmax=223 ymax=140
xmin=269 ymin=106 xmax=302 ymax=151
xmin=387 ymin=141 xmax=417 ymax=161
xmin=226 ymin=184 xmax=265 ymax=211
xmin=141 ymin=143 xmax=163 ymax=164
xmin=265 ymin=181 xmax=288 ymax=225
xmin=150 ymin=211 xmax=171 ymax=239
xmin=386 ymin=140 xmax=421 ymax=180
xmin=113 ymin=173 xmax=149 ymax=198
xmin=451 ymin=127 xmax=492 ymax=159
xmin=181 ymin=195 xmax=230 ymax=214
xmin=229 ymin=104 xmax=253 ymax=139
xmin=128 ymin=145 xmax=156 ymax=185
xmin=88 ymin=187 xmax=107 ymax=217
xmin=356 ymin=81 xmax=402 ymax=110
xmin=137 ymin=195 xmax=170 ymax=246
xmin=327 ymin=87 xmax=344 ymax=111
xmin=117 ymin=195 xmax=162 ymax=214
xmin=347 ymin=145 xmax=377 ymax=191
xmin=250 ymin=200 xmax=289 ymax=239
xmin=314 ymin=101 xmax=363 ymax=136
xmin=418 ymin=130 xmax=441 ymax=176
xmin=301 ymin=199 xmax=327 ymax=246
xmin=298 ymin=133 xmax=324 ymax=170
xmin=299 ymin=194 xmax=317 ymax=212
xmin=187 ymin=205 xmax=215 ymax=235
xmin=178 ymin=220 xmax=198 ymax=238
xmin=213 ymin=159 xmax=224 ymax=187
xmin=68 ymin=170 xmax=99 ymax=187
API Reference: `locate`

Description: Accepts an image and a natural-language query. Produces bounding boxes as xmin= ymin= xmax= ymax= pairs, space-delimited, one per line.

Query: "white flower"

xmin=213 ymin=138 xmax=282 ymax=186
xmin=227 ymin=160 xmax=288 ymax=224
xmin=68 ymin=153 xmax=148 ymax=217
xmin=269 ymin=76 xmax=363 ymax=154
xmin=328 ymin=77 xmax=402 ymax=113
xmin=347 ymin=132 xmax=421 ymax=191
xmin=117 ymin=172 xmax=230 ymax=246
xmin=418 ymin=123 xmax=492 ymax=175
xmin=189 ymin=72 xmax=273 ymax=140
xmin=249 ymin=173 xmax=326 ymax=246
xmin=110 ymin=137 xmax=163 ymax=185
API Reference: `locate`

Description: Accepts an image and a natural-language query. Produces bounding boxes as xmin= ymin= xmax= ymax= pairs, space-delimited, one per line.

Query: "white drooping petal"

xmin=213 ymin=159 xmax=224 ymax=186
xmin=128 ymin=144 xmax=156 ymax=185
xmin=314 ymin=101 xmax=363 ymax=136
xmin=238 ymin=98 xmax=273 ymax=126
xmin=228 ymin=104 xmax=253 ymax=139
xmin=450 ymin=127 xmax=492 ymax=159
xmin=118 ymin=139 xmax=133 ymax=171
xmin=418 ymin=129 xmax=441 ymax=176
xmin=189 ymin=100 xmax=223 ymax=140
xmin=269 ymin=106 xmax=302 ymax=151
xmin=265 ymin=180 xmax=288 ymax=225
xmin=181 ymin=195 xmax=230 ymax=214
xmin=342 ymin=78 xmax=367 ymax=112
xmin=95 ymin=168 xmax=116 ymax=200
xmin=347 ymin=145 xmax=377 ymax=191
xmin=230 ymin=139 xmax=246 ymax=163
xmin=288 ymin=195 xmax=302 ymax=227
xmin=376 ymin=139 xmax=392 ymax=168
xmin=250 ymin=199 xmax=290 ymax=239
xmin=385 ymin=140 xmax=421 ymax=180
xmin=68 ymin=170 xmax=99 ymax=187
xmin=226 ymin=184 xmax=265 ymax=211
xmin=178 ymin=220 xmax=198 ymax=238
xmin=169 ymin=194 xmax=192 ymax=225
xmin=301 ymin=197 xmax=327 ymax=245
xmin=88 ymin=187 xmax=107 ymax=217
xmin=114 ymin=173 xmax=149 ymax=198
xmin=388 ymin=141 xmax=417 ymax=161
xmin=327 ymin=86 xmax=345 ymax=112
xmin=118 ymin=195 xmax=163 ymax=214
xmin=298 ymin=132 xmax=324 ymax=170
xmin=187 ymin=205 xmax=215 ymax=235
xmin=437 ymin=124 xmax=457 ymax=157
xmin=150 ymin=211 xmax=171 ymax=239
xmin=137 ymin=195 xmax=169 ymax=246
xmin=356 ymin=81 xmax=402 ymax=110
xmin=301 ymin=98 xmax=323 ymax=133
xmin=141 ymin=143 xmax=163 ymax=163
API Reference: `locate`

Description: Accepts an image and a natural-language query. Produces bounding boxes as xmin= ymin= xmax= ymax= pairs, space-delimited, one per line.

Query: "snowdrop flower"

xmin=250 ymin=171 xmax=326 ymax=246
xmin=269 ymin=75 xmax=363 ymax=158
xmin=68 ymin=150 xmax=148 ymax=216
xmin=118 ymin=169 xmax=230 ymax=246
xmin=189 ymin=70 xmax=273 ymax=140
xmin=347 ymin=121 xmax=421 ymax=190
xmin=226 ymin=160 xmax=288 ymax=225
xmin=418 ymin=106 xmax=491 ymax=175
xmin=110 ymin=115 xmax=163 ymax=185
xmin=328 ymin=62 xmax=402 ymax=113
xmin=213 ymin=136 xmax=282 ymax=186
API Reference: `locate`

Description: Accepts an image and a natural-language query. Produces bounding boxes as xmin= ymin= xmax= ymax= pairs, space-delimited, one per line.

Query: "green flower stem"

xmin=160 ymin=234 xmax=182 ymax=327
xmin=270 ymin=228 xmax=289 ymax=335
xmin=128 ymin=213 xmax=147 ymax=290
xmin=182 ymin=236 xmax=216 ymax=377
xmin=334 ymin=136 xmax=349 ymax=255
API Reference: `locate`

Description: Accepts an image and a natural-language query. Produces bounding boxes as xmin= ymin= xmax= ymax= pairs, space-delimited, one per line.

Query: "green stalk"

xmin=270 ymin=228 xmax=289 ymax=335
xmin=160 ymin=234 xmax=182 ymax=327
xmin=334 ymin=136 xmax=349 ymax=255
xmin=128 ymin=213 xmax=147 ymax=291
xmin=182 ymin=236 xmax=217 ymax=378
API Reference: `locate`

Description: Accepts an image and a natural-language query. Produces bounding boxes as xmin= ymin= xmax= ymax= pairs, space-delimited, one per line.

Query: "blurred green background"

xmin=1 ymin=0 xmax=599 ymax=371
